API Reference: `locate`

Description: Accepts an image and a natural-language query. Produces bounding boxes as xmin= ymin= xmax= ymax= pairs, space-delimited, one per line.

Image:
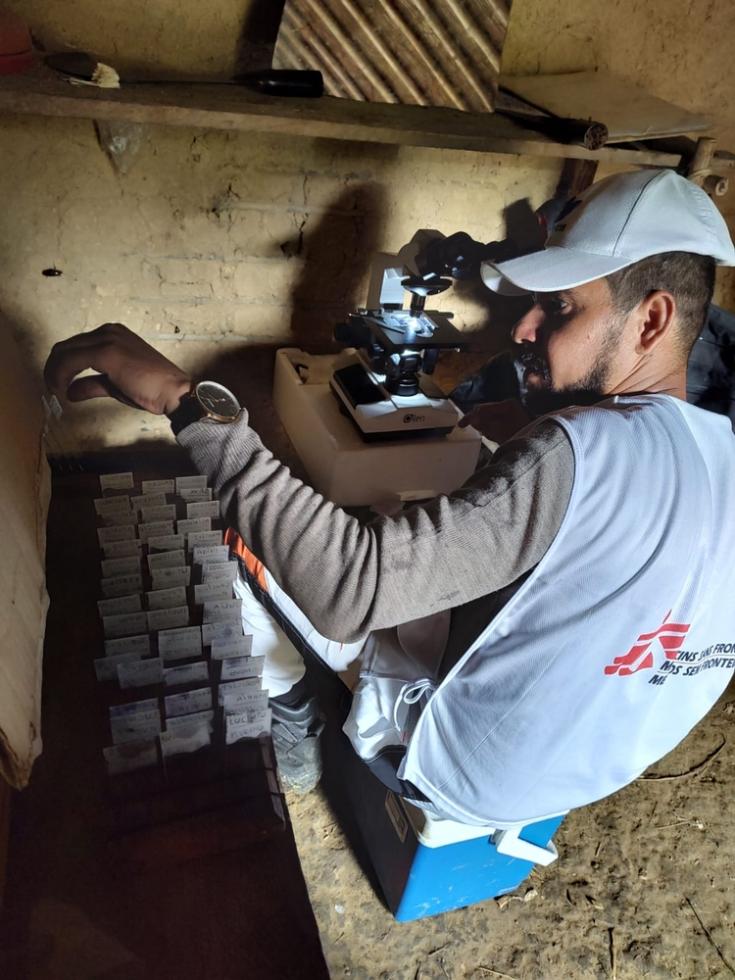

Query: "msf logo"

xmin=604 ymin=611 xmax=690 ymax=676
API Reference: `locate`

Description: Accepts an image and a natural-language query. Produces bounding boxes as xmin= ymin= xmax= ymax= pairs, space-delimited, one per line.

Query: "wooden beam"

xmin=0 ymin=69 xmax=684 ymax=167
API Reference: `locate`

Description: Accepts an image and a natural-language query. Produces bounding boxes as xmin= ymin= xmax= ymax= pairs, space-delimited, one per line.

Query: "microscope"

xmin=273 ymin=217 xmax=547 ymax=504
xmin=330 ymin=230 xmax=519 ymax=440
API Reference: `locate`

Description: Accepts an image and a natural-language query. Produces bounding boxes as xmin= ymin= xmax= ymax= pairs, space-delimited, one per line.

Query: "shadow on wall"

xmin=449 ymin=197 xmax=539 ymax=353
xmin=0 ymin=308 xmax=45 ymax=397
xmin=284 ymin=180 xmax=389 ymax=349
xmin=279 ymin=180 xmax=535 ymax=354
xmin=235 ymin=0 xmax=287 ymax=74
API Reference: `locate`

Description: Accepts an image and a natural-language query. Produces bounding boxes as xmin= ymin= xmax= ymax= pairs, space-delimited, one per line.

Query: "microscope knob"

xmin=401 ymin=275 xmax=452 ymax=298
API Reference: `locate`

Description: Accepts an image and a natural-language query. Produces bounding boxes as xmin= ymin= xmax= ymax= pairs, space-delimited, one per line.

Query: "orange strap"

xmin=223 ymin=527 xmax=268 ymax=592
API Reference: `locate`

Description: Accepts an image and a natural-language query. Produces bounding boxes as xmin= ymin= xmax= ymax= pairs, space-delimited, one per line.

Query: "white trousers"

xmin=232 ymin=567 xmax=367 ymax=697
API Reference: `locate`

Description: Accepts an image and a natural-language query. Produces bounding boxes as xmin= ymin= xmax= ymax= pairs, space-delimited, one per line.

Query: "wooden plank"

xmin=0 ymin=318 xmax=48 ymax=792
xmin=0 ymin=69 xmax=683 ymax=167
xmin=0 ymin=776 xmax=10 ymax=909
xmin=2 ymin=464 xmax=329 ymax=979
xmin=500 ymin=71 xmax=711 ymax=143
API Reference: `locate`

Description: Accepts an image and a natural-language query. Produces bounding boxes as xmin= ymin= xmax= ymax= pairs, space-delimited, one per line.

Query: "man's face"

xmin=512 ymin=277 xmax=628 ymax=415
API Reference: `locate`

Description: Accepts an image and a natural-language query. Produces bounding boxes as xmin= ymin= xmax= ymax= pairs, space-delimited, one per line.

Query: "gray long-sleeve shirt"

xmin=178 ymin=413 xmax=575 ymax=654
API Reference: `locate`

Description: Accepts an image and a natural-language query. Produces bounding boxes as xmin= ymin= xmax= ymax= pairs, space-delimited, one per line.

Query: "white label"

xmin=101 ymin=556 xmax=141 ymax=578
xmin=194 ymin=581 xmax=233 ymax=605
xmin=103 ymin=538 xmax=143 ymax=559
xmin=94 ymin=495 xmax=130 ymax=515
xmin=225 ymin=707 xmax=272 ymax=744
xmin=100 ymin=573 xmax=143 ymax=598
xmin=104 ymin=739 xmax=158 ymax=775
xmin=100 ymin=508 xmax=138 ymax=527
xmin=97 ymin=593 xmax=142 ymax=617
xmin=103 ymin=611 xmax=149 ymax=638
xmin=187 ymin=530 xmax=222 ymax=551
xmin=147 ymin=533 xmax=187 ymax=553
xmin=110 ymin=699 xmax=162 ymax=744
xmin=110 ymin=717 xmax=162 ymax=745
xmin=95 ymin=651 xmax=141 ymax=681
xmin=141 ymin=504 xmax=176 ymax=523
xmin=211 ymin=635 xmax=252 ymax=661
xmin=100 ymin=472 xmax=134 ymax=492
xmin=97 ymin=524 xmax=136 ymax=545
xmin=384 ymin=792 xmax=409 ymax=843
xmin=110 ymin=698 xmax=158 ymax=720
xmin=166 ymin=709 xmax=214 ymax=733
xmin=163 ymin=660 xmax=209 ymax=687
xmin=177 ymin=517 xmax=212 ymax=536
xmin=179 ymin=487 xmax=213 ymax=502
xmin=117 ymin=657 xmax=164 ymax=689
xmin=105 ymin=634 xmax=150 ymax=658
xmin=147 ymin=549 xmax=186 ymax=571
xmin=203 ymin=599 xmax=242 ymax=624
xmin=201 ymin=562 xmax=238 ymax=584
xmin=151 ymin=566 xmax=191 ymax=589
xmin=201 ymin=621 xmax=244 ymax=646
xmin=131 ymin=492 xmax=167 ymax=510
xmin=138 ymin=520 xmax=175 ymax=543
xmin=220 ymin=655 xmax=263 ymax=681
xmin=160 ymin=725 xmax=211 ymax=758
xmin=218 ymin=678 xmax=263 ymax=707
xmin=165 ymin=686 xmax=212 ymax=718
xmin=146 ymin=586 xmax=187 ymax=610
xmin=147 ymin=605 xmax=190 ymax=631
xmin=157 ymin=626 xmax=202 ymax=661
xmin=175 ymin=475 xmax=207 ymax=492
xmin=142 ymin=479 xmax=175 ymax=495
xmin=47 ymin=393 xmax=63 ymax=420
xmin=186 ymin=501 xmax=220 ymax=519
xmin=193 ymin=544 xmax=230 ymax=565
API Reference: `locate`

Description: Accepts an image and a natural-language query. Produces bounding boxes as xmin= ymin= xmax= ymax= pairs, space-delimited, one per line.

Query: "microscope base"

xmin=273 ymin=348 xmax=483 ymax=507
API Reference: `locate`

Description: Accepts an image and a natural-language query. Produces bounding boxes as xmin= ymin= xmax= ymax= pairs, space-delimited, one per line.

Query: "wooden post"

xmin=555 ymin=159 xmax=599 ymax=200
xmin=686 ymin=136 xmax=716 ymax=185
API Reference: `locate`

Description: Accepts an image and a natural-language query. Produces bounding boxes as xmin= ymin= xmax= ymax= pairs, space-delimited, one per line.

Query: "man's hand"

xmin=44 ymin=323 xmax=191 ymax=415
xmin=458 ymin=399 xmax=531 ymax=444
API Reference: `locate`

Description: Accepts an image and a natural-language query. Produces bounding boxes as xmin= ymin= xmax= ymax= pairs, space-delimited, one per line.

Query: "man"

xmin=46 ymin=169 xmax=735 ymax=828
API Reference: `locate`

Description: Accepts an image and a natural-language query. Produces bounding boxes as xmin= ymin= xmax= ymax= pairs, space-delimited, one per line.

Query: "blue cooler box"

xmin=339 ymin=741 xmax=565 ymax=922
xmin=377 ymin=796 xmax=564 ymax=921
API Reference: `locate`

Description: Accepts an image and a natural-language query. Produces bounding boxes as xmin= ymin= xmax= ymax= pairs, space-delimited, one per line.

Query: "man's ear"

xmin=635 ymin=290 xmax=676 ymax=353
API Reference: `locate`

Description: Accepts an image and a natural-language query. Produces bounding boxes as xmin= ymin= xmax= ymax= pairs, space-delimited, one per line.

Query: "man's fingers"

xmin=66 ymin=375 xmax=113 ymax=402
xmin=44 ymin=339 xmax=110 ymax=397
xmin=43 ymin=325 xmax=137 ymax=394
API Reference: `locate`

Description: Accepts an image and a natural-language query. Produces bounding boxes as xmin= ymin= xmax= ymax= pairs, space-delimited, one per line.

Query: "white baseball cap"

xmin=481 ymin=169 xmax=735 ymax=295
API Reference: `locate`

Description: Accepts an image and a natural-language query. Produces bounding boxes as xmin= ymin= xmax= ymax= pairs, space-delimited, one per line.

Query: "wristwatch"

xmin=168 ymin=381 xmax=242 ymax=435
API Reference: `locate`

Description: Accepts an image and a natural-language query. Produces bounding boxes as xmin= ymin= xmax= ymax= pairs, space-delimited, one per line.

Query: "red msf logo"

xmin=604 ymin=611 xmax=690 ymax=676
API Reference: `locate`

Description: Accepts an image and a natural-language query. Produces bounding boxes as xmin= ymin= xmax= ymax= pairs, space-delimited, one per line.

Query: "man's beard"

xmin=517 ymin=322 xmax=624 ymax=417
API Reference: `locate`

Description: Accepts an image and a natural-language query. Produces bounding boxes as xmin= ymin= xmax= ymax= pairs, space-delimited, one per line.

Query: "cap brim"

xmin=481 ymin=247 xmax=635 ymax=295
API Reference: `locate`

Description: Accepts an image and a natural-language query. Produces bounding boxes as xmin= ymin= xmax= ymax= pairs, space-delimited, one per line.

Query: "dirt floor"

xmin=286 ymin=683 xmax=735 ymax=980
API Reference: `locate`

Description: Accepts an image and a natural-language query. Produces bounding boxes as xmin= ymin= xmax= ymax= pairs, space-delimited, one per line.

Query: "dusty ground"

xmin=287 ymin=684 xmax=735 ymax=980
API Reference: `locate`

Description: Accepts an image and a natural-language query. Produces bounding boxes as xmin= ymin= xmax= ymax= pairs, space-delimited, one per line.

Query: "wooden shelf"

xmin=0 ymin=68 xmax=687 ymax=167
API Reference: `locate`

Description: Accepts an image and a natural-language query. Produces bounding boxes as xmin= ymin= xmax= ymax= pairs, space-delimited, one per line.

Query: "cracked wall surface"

xmin=1 ymin=0 xmax=734 ymax=447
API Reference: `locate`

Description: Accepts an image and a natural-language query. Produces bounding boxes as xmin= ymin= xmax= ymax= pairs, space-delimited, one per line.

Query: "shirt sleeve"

xmin=177 ymin=413 xmax=574 ymax=642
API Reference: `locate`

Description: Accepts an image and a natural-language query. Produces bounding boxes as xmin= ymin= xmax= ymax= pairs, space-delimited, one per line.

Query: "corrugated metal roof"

xmin=274 ymin=0 xmax=511 ymax=112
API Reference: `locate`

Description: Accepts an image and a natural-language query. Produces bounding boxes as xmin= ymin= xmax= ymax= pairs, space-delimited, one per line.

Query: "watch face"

xmin=195 ymin=381 xmax=241 ymax=420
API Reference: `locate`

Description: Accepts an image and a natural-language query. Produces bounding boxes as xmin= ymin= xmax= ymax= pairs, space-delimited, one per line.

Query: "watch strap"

xmin=168 ymin=390 xmax=204 ymax=435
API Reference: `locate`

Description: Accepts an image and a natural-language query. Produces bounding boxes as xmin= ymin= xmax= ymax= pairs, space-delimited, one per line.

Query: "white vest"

xmin=346 ymin=395 xmax=735 ymax=827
